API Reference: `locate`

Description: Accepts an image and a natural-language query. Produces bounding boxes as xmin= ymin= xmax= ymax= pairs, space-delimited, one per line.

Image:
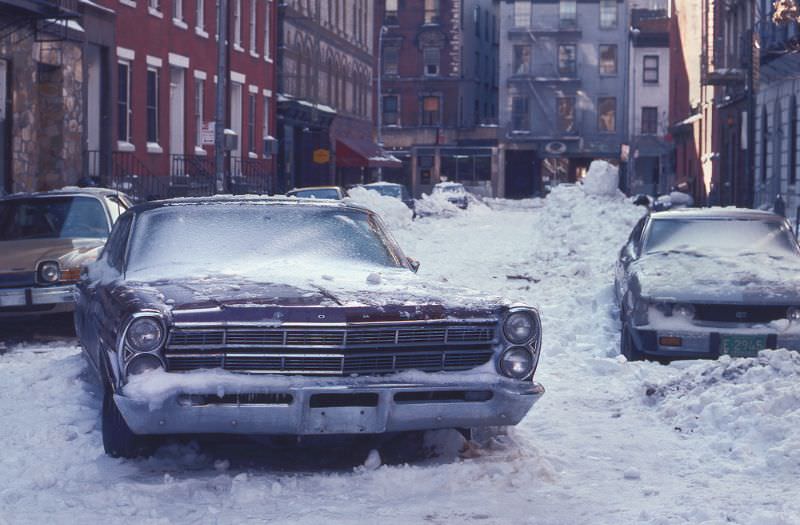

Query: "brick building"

xmin=377 ymin=0 xmax=499 ymax=197
xmin=276 ymin=0 xmax=390 ymax=192
xmin=92 ymin=0 xmax=278 ymax=198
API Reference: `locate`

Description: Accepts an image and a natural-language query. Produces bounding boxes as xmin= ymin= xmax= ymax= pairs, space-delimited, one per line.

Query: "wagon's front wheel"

xmin=102 ymin=390 xmax=154 ymax=459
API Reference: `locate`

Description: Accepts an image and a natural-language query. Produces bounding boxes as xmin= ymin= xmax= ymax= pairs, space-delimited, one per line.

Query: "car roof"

xmin=650 ymin=207 xmax=785 ymax=221
xmin=128 ymin=194 xmax=373 ymax=215
xmin=287 ymin=186 xmax=341 ymax=192
xmin=435 ymin=182 xmax=464 ymax=188
xmin=0 ymin=186 xmax=126 ymax=201
xmin=364 ymin=181 xmax=403 ymax=187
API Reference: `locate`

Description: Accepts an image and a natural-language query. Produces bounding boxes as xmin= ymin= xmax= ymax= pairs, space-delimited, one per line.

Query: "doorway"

xmin=0 ymin=59 xmax=10 ymax=194
xmin=504 ymin=149 xmax=540 ymax=198
xmin=169 ymin=66 xmax=186 ymax=171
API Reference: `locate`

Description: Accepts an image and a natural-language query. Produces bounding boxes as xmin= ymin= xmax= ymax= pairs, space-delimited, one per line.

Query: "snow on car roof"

xmin=364 ymin=181 xmax=403 ymax=187
xmin=130 ymin=194 xmax=373 ymax=215
xmin=434 ymin=181 xmax=465 ymax=188
xmin=651 ymin=207 xmax=784 ymax=221
xmin=0 ymin=186 xmax=126 ymax=201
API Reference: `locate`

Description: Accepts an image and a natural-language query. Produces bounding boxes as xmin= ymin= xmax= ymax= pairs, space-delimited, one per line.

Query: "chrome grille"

xmin=164 ymin=349 xmax=494 ymax=375
xmin=167 ymin=324 xmax=497 ymax=349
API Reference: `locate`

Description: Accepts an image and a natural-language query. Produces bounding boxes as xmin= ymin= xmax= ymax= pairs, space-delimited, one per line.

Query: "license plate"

xmin=720 ymin=335 xmax=768 ymax=357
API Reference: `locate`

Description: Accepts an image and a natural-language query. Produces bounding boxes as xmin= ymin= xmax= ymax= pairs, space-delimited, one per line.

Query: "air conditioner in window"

xmin=263 ymin=136 xmax=279 ymax=157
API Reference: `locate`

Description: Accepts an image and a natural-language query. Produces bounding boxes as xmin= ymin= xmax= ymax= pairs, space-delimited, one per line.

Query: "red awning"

xmin=336 ymin=138 xmax=402 ymax=169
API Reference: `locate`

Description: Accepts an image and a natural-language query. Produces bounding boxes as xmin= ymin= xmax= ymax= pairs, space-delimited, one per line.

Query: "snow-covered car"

xmin=75 ymin=197 xmax=544 ymax=458
xmin=433 ymin=182 xmax=469 ymax=209
xmin=0 ymin=187 xmax=131 ymax=318
xmin=358 ymin=182 xmax=415 ymax=212
xmin=286 ymin=186 xmax=344 ymax=200
xmin=615 ymin=208 xmax=800 ymax=361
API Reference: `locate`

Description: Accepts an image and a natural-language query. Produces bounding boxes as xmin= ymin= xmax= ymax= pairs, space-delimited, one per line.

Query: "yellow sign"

xmin=313 ymin=149 xmax=330 ymax=164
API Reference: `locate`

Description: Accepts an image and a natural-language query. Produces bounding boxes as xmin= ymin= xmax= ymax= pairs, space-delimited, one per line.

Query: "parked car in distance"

xmin=615 ymin=208 xmax=800 ymax=361
xmin=286 ymin=186 xmax=344 ymax=200
xmin=76 ymin=197 xmax=544 ymax=457
xmin=433 ymin=182 xmax=469 ymax=209
xmin=0 ymin=187 xmax=132 ymax=318
xmin=359 ymin=182 xmax=416 ymax=212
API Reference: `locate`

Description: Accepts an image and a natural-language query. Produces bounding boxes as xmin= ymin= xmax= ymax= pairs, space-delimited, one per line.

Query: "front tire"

xmin=621 ymin=323 xmax=645 ymax=362
xmin=102 ymin=390 xmax=153 ymax=458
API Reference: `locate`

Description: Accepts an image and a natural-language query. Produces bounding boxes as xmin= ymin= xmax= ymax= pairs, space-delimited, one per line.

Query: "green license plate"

xmin=720 ymin=335 xmax=768 ymax=357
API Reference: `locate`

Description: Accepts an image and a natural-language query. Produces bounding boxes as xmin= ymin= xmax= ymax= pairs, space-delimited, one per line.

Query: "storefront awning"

xmin=336 ymin=138 xmax=402 ymax=169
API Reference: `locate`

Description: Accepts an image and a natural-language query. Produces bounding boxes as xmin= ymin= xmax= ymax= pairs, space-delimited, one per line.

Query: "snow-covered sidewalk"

xmin=1 ymin=187 xmax=799 ymax=524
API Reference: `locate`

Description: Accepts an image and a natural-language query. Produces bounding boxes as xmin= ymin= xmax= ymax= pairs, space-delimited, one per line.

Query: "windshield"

xmin=289 ymin=188 xmax=340 ymax=200
xmin=126 ymin=205 xmax=405 ymax=276
xmin=0 ymin=196 xmax=109 ymax=241
xmin=643 ymin=218 xmax=798 ymax=255
xmin=366 ymin=185 xmax=402 ymax=198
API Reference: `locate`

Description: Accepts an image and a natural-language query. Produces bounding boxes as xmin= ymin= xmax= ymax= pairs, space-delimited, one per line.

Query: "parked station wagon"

xmin=615 ymin=208 xmax=800 ymax=361
xmin=75 ymin=197 xmax=544 ymax=457
xmin=0 ymin=188 xmax=131 ymax=318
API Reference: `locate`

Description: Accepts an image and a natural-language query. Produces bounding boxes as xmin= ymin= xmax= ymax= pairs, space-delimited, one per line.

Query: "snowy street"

xmin=1 ymin=188 xmax=799 ymax=525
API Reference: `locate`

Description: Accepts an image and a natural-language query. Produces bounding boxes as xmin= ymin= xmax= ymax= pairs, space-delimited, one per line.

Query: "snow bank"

xmin=414 ymin=192 xmax=461 ymax=217
xmin=345 ymin=186 xmax=413 ymax=230
xmin=581 ymin=160 xmax=620 ymax=196
xmin=643 ymin=349 xmax=800 ymax=468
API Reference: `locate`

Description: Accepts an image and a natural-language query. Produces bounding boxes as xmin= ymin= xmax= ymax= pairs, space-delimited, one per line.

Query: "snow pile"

xmin=414 ymin=191 xmax=462 ymax=217
xmin=345 ymin=186 xmax=413 ymax=230
xmin=643 ymin=349 xmax=800 ymax=468
xmin=581 ymin=160 xmax=620 ymax=196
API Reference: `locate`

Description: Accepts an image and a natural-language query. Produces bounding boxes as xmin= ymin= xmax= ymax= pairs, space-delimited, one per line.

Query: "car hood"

xmin=122 ymin=271 xmax=505 ymax=324
xmin=631 ymin=250 xmax=800 ymax=304
xmin=0 ymin=238 xmax=106 ymax=273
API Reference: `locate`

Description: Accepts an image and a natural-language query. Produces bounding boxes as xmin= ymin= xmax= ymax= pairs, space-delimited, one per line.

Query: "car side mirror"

xmin=408 ymin=257 xmax=420 ymax=273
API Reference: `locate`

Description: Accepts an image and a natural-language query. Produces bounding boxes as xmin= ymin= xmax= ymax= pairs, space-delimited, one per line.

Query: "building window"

xmin=264 ymin=1 xmax=272 ymax=58
xmin=641 ymin=106 xmax=658 ymax=134
xmin=383 ymin=95 xmax=399 ymax=125
xmin=262 ymin=94 xmax=270 ymax=144
xmin=146 ymin=67 xmax=159 ymax=144
xmin=557 ymin=97 xmax=575 ymax=133
xmin=599 ymin=45 xmax=617 ymax=75
xmin=791 ymin=96 xmax=797 ymax=185
xmin=513 ymin=45 xmax=530 ymax=75
xmin=247 ymin=93 xmax=256 ymax=153
xmin=514 ymin=0 xmax=531 ymax=27
xmin=173 ymin=0 xmax=183 ymax=20
xmin=424 ymin=0 xmax=439 ymax=24
xmin=559 ymin=0 xmax=577 ymax=27
xmin=249 ymin=0 xmax=257 ymax=53
xmin=600 ymin=0 xmax=617 ymax=28
xmin=558 ymin=44 xmax=577 ymax=76
xmin=149 ymin=0 xmax=160 ymax=11
xmin=598 ymin=97 xmax=616 ymax=132
xmin=117 ymin=62 xmax=131 ymax=143
xmin=643 ymin=55 xmax=659 ymax=83
xmin=421 ymin=96 xmax=441 ymax=126
xmin=385 ymin=0 xmax=398 ymax=23
xmin=194 ymin=78 xmax=204 ymax=146
xmin=423 ymin=47 xmax=440 ymax=76
xmin=383 ymin=46 xmax=399 ymax=75
xmin=474 ymin=6 xmax=480 ymax=36
xmin=233 ymin=0 xmax=242 ymax=47
xmin=195 ymin=0 xmax=204 ymax=30
xmin=511 ymin=96 xmax=530 ymax=130
xmin=215 ymin=0 xmax=220 ymax=38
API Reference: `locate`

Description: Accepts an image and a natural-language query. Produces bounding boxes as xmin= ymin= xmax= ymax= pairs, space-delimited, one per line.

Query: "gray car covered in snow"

xmin=615 ymin=208 xmax=800 ymax=361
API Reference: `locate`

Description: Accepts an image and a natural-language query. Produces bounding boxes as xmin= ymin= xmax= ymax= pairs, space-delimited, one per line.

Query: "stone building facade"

xmin=0 ymin=0 xmax=88 ymax=193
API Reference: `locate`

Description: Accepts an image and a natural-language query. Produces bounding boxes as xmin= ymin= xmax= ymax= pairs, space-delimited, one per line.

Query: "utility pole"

xmin=214 ymin=0 xmax=229 ymax=193
xmin=376 ymin=25 xmax=387 ymax=182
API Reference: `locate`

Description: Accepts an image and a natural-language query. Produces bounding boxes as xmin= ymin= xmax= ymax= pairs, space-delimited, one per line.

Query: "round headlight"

xmin=788 ymin=307 xmax=800 ymax=322
xmin=504 ymin=311 xmax=536 ymax=344
xmin=126 ymin=353 xmax=163 ymax=376
xmin=674 ymin=304 xmax=695 ymax=319
xmin=38 ymin=261 xmax=60 ymax=284
xmin=126 ymin=317 xmax=164 ymax=353
xmin=499 ymin=347 xmax=535 ymax=380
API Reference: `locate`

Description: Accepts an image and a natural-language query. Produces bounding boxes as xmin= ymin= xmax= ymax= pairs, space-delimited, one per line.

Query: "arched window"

xmin=791 ymin=95 xmax=797 ymax=185
xmin=762 ymin=106 xmax=768 ymax=182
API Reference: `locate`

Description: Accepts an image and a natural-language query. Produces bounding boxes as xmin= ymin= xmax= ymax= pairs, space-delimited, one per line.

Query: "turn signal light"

xmin=59 ymin=268 xmax=81 ymax=283
xmin=659 ymin=336 xmax=683 ymax=347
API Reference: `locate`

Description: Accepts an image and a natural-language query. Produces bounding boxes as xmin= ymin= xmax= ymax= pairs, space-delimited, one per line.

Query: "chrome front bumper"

xmin=0 ymin=285 xmax=75 ymax=308
xmin=115 ymin=378 xmax=544 ymax=436
xmin=630 ymin=325 xmax=800 ymax=357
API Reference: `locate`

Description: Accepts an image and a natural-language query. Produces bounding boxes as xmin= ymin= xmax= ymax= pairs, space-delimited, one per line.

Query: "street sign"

xmin=313 ymin=148 xmax=330 ymax=164
xmin=200 ymin=122 xmax=215 ymax=145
